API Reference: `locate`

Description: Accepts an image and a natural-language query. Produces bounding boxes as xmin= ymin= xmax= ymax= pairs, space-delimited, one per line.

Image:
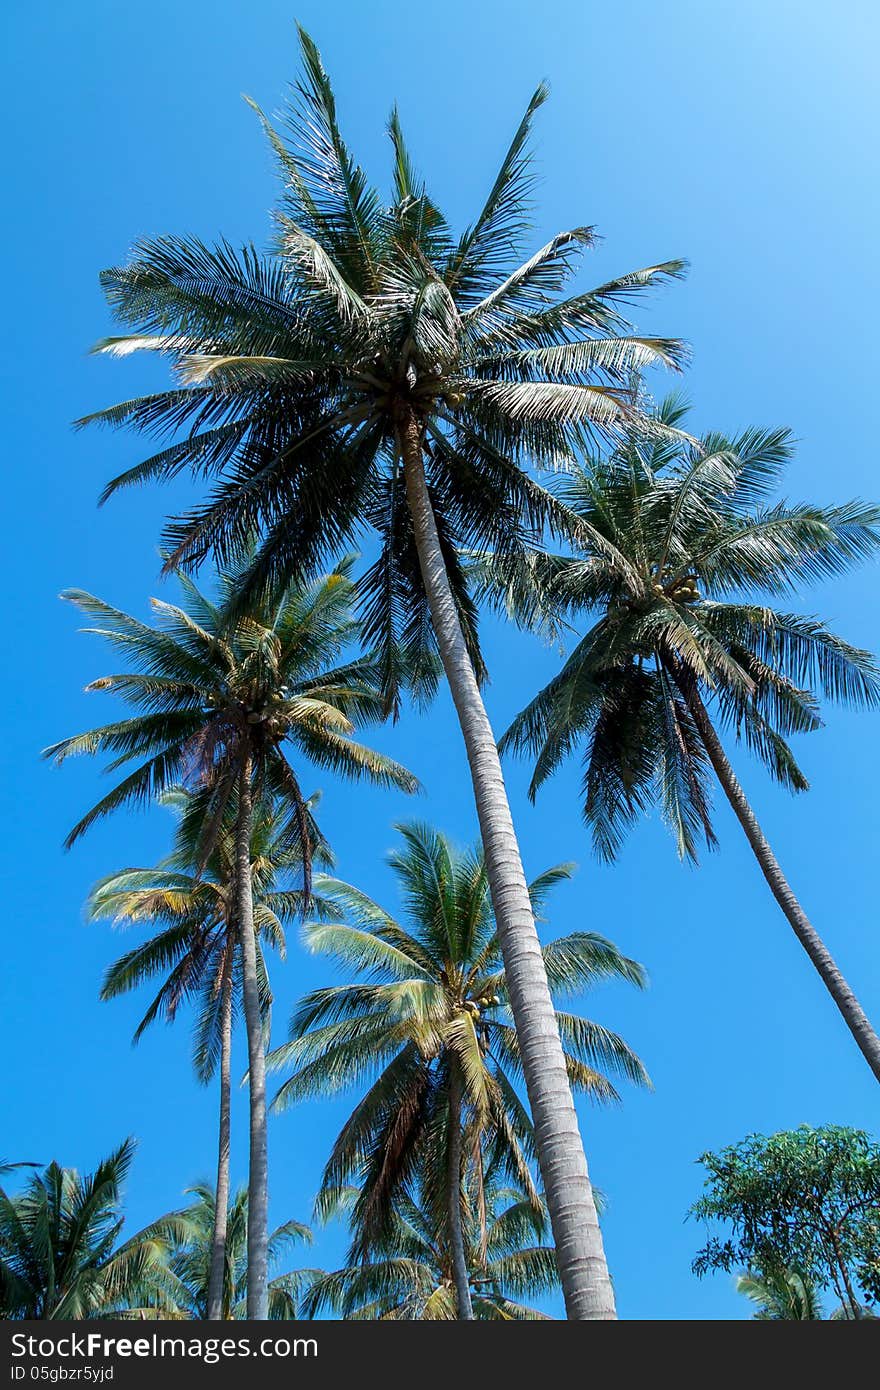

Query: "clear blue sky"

xmin=2 ymin=0 xmax=879 ymax=1320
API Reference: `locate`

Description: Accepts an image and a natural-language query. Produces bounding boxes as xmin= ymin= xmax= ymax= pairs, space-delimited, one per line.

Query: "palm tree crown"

xmin=159 ymin=1183 xmax=316 ymax=1319
xmin=89 ymin=789 xmax=326 ymax=1072
xmin=735 ymin=1267 xmax=824 ymax=1320
xmin=303 ymin=1173 xmax=561 ymax=1320
xmin=46 ymin=556 xmax=416 ymax=863
xmin=0 ymin=1141 xmax=180 ymax=1319
xmin=268 ymin=823 xmax=647 ymax=1262
xmin=501 ymin=398 xmax=880 ymax=860
xmin=80 ymin=27 xmax=686 ymax=702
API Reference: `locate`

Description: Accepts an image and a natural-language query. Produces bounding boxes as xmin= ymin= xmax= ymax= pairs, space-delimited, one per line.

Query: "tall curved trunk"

xmin=206 ymin=951 xmax=233 ymax=1320
xmin=236 ymin=750 xmax=270 ymax=1318
xmin=399 ymin=410 xmax=616 ymax=1320
xmin=446 ymin=1057 xmax=474 ymax=1320
xmin=684 ymin=685 xmax=880 ymax=1084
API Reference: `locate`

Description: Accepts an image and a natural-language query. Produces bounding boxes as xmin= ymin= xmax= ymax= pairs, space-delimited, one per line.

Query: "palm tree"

xmin=302 ymin=1174 xmax=561 ymax=1320
xmin=829 ymin=1301 xmax=877 ymax=1319
xmin=158 ymin=1183 xmax=317 ymax=1319
xmin=88 ymin=790 xmax=329 ymax=1320
xmin=735 ymin=1267 xmax=877 ymax=1319
xmin=267 ymin=821 xmax=648 ymax=1318
xmin=735 ymin=1268 xmax=824 ymax=1320
xmin=46 ymin=560 xmax=416 ymax=1318
xmin=78 ymin=28 xmax=684 ymax=1315
xmin=500 ymin=399 xmax=880 ymax=1080
xmin=0 ymin=1140 xmax=180 ymax=1318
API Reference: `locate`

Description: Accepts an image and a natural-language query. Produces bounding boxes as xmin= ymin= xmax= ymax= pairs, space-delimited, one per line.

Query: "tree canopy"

xmin=690 ymin=1125 xmax=880 ymax=1318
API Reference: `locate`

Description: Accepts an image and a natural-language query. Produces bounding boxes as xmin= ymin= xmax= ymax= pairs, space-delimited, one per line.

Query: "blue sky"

xmin=2 ymin=0 xmax=879 ymax=1320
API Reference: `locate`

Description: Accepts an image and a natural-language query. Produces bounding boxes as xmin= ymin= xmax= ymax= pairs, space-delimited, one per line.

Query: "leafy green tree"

xmin=302 ymin=1173 xmax=561 ymax=1320
xmin=268 ymin=821 xmax=647 ymax=1318
xmin=157 ymin=1183 xmax=317 ymax=1319
xmin=690 ymin=1125 xmax=880 ymax=1318
xmin=501 ymin=399 xmax=880 ymax=1080
xmin=88 ymin=790 xmax=329 ymax=1320
xmin=0 ymin=1140 xmax=181 ymax=1318
xmin=47 ymin=560 xmax=415 ymax=1318
xmin=80 ymin=26 xmax=684 ymax=1316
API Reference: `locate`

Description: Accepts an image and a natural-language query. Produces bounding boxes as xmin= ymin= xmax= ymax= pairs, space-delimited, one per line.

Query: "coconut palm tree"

xmin=0 ymin=1140 xmax=181 ymax=1319
xmin=88 ymin=790 xmax=330 ymax=1319
xmin=500 ymin=398 xmax=880 ymax=1080
xmin=46 ymin=560 xmax=416 ymax=1318
xmin=267 ymin=821 xmax=648 ymax=1318
xmin=157 ymin=1183 xmax=318 ymax=1319
xmin=735 ymin=1268 xmax=824 ymax=1320
xmin=302 ymin=1172 xmax=561 ymax=1320
xmin=78 ymin=31 xmax=683 ymax=1313
xmin=735 ymin=1267 xmax=877 ymax=1320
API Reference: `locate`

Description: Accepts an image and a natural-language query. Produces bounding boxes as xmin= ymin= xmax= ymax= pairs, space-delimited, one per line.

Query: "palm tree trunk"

xmin=399 ymin=408 xmax=616 ymax=1320
xmin=446 ymin=1057 xmax=474 ymax=1320
xmin=206 ymin=952 xmax=233 ymax=1320
xmin=684 ymin=685 xmax=880 ymax=1084
xmin=236 ymin=750 xmax=270 ymax=1318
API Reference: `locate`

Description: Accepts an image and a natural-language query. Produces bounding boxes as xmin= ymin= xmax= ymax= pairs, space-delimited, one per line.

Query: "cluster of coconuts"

xmin=462 ymin=994 xmax=501 ymax=1020
xmin=653 ymin=574 xmax=701 ymax=604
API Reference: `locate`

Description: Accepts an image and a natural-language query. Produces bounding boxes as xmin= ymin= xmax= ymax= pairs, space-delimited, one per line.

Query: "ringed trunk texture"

xmin=236 ymin=752 xmax=270 ymax=1319
xmin=446 ymin=1057 xmax=474 ymax=1320
xmin=399 ymin=410 xmax=616 ymax=1320
xmin=206 ymin=953 xmax=233 ymax=1320
xmin=685 ymin=687 xmax=880 ymax=1085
